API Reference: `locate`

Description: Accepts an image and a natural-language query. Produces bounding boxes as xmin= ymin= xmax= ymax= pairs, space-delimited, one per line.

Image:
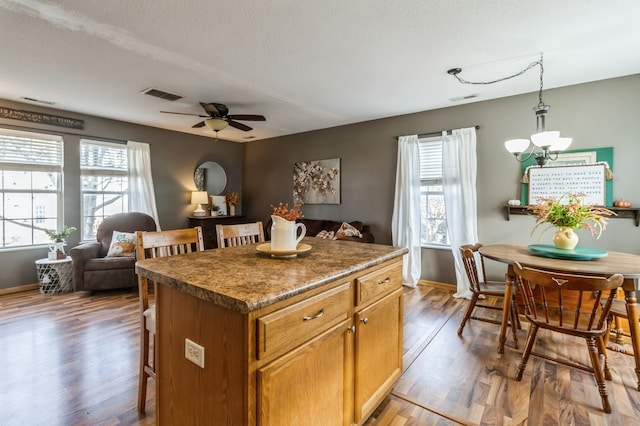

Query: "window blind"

xmin=80 ymin=139 xmax=127 ymax=171
xmin=419 ymin=139 xmax=443 ymax=181
xmin=0 ymin=129 xmax=63 ymax=168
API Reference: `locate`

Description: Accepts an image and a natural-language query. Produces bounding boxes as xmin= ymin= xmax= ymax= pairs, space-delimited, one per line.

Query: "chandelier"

xmin=447 ymin=54 xmax=572 ymax=166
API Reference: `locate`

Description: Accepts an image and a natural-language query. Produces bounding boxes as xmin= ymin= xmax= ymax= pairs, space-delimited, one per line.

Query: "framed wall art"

xmin=293 ymin=158 xmax=340 ymax=204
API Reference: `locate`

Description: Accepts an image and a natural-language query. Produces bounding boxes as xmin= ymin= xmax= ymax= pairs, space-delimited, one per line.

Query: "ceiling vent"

xmin=140 ymin=87 xmax=183 ymax=101
xmin=22 ymin=97 xmax=55 ymax=105
xmin=449 ymin=93 xmax=478 ymax=102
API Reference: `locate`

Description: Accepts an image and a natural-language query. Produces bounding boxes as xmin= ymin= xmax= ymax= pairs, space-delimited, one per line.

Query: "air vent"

xmin=449 ymin=93 xmax=479 ymax=102
xmin=22 ymin=97 xmax=56 ymax=105
xmin=140 ymin=87 xmax=183 ymax=101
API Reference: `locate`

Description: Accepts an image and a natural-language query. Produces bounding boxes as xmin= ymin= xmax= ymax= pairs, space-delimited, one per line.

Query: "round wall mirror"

xmin=194 ymin=161 xmax=227 ymax=195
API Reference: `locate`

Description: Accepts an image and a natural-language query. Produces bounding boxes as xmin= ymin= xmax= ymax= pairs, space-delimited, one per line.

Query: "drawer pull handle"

xmin=303 ymin=309 xmax=325 ymax=321
xmin=360 ymin=317 xmax=369 ymax=325
xmin=348 ymin=325 xmax=356 ymax=333
xmin=377 ymin=277 xmax=391 ymax=285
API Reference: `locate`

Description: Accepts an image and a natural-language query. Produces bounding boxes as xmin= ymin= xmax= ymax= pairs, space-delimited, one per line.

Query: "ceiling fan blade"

xmin=227 ymin=114 xmax=266 ymax=121
xmin=161 ymin=111 xmax=206 ymax=117
xmin=227 ymin=120 xmax=253 ymax=131
xmin=192 ymin=121 xmax=206 ymax=128
xmin=200 ymin=102 xmax=221 ymax=116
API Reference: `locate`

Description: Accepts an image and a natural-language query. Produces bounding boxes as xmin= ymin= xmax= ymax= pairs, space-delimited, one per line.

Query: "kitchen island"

xmin=136 ymin=237 xmax=407 ymax=425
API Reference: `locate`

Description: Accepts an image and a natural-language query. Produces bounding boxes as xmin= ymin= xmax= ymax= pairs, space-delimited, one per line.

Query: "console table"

xmin=187 ymin=215 xmax=246 ymax=248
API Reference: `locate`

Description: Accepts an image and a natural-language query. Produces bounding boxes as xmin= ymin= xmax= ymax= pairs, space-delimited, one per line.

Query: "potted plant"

xmin=226 ymin=192 xmax=240 ymax=216
xmin=529 ymin=193 xmax=614 ymax=249
xmin=44 ymin=225 xmax=77 ymax=259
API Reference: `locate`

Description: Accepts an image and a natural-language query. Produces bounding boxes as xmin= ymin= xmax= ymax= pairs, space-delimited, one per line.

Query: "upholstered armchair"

xmin=70 ymin=212 xmax=157 ymax=292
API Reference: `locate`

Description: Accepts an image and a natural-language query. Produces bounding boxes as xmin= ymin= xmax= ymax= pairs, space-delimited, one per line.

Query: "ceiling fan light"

xmin=504 ymin=139 xmax=531 ymax=154
xmin=530 ymin=131 xmax=560 ymax=148
xmin=205 ymin=118 xmax=228 ymax=132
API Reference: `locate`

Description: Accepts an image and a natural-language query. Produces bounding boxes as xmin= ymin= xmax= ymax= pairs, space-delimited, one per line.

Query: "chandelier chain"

xmin=451 ymin=54 xmax=545 ymax=106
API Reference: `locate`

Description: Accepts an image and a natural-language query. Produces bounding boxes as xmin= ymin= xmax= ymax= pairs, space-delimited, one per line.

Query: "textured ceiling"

xmin=1 ymin=0 xmax=639 ymax=142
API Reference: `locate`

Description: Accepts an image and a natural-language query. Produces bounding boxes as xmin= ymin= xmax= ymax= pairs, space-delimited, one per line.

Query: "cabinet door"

xmin=354 ymin=288 xmax=403 ymax=423
xmin=257 ymin=319 xmax=354 ymax=426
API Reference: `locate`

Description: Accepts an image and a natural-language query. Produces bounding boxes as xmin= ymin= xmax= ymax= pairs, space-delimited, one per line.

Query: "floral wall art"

xmin=293 ymin=158 xmax=340 ymax=204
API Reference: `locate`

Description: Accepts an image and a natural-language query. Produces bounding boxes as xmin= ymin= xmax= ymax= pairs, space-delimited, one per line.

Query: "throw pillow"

xmin=335 ymin=222 xmax=363 ymax=239
xmin=106 ymin=230 xmax=137 ymax=257
xmin=315 ymin=230 xmax=335 ymax=240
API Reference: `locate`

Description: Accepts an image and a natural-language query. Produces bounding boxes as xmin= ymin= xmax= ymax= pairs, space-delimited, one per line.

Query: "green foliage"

xmin=44 ymin=225 xmax=77 ymax=242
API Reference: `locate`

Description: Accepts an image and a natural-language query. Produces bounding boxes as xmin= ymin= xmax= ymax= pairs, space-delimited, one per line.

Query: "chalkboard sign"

xmin=528 ymin=164 xmax=606 ymax=206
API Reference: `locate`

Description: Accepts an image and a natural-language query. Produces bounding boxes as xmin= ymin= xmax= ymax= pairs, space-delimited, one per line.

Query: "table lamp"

xmin=191 ymin=191 xmax=209 ymax=217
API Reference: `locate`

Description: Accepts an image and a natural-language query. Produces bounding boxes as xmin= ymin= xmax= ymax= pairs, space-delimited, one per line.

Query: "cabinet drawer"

xmin=356 ymin=262 xmax=402 ymax=306
xmin=257 ymin=282 xmax=351 ymax=361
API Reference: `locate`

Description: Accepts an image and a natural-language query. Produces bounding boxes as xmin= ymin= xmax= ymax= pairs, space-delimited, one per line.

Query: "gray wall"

xmin=244 ymin=74 xmax=640 ymax=283
xmin=0 ymin=98 xmax=243 ymax=290
xmin=2 ymin=74 xmax=638 ymax=289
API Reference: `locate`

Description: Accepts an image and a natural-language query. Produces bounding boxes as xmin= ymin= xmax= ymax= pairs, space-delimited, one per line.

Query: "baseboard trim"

xmin=418 ymin=279 xmax=455 ymax=290
xmin=0 ymin=283 xmax=39 ymax=296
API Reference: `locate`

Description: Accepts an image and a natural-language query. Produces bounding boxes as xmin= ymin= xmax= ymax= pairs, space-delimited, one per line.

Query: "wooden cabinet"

xmin=257 ymin=318 xmax=354 ymax=426
xmin=353 ymin=263 xmax=404 ymax=423
xmin=188 ymin=215 xmax=246 ymax=248
xmin=354 ymin=288 xmax=403 ymax=422
xmin=155 ymin=257 xmax=403 ymax=425
xmin=256 ymin=261 xmax=403 ymax=425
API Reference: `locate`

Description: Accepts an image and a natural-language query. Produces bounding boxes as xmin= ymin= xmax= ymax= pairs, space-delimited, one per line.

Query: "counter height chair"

xmin=458 ymin=243 xmax=520 ymax=348
xmin=216 ymin=221 xmax=265 ymax=248
xmin=513 ymin=262 xmax=623 ymax=413
xmin=135 ymin=226 xmax=204 ymax=414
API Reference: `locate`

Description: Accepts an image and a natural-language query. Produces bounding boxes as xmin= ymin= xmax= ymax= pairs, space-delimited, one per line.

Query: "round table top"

xmin=35 ymin=256 xmax=72 ymax=265
xmin=479 ymin=244 xmax=640 ymax=279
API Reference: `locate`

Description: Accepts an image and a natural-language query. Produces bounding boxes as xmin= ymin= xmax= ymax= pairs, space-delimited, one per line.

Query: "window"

xmin=0 ymin=129 xmax=63 ymax=248
xmin=419 ymin=137 xmax=448 ymax=246
xmin=80 ymin=140 xmax=128 ymax=240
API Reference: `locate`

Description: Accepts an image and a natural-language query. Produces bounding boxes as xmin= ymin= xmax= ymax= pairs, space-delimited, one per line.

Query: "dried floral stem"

xmin=271 ymin=202 xmax=303 ymax=221
xmin=529 ymin=193 xmax=615 ymax=239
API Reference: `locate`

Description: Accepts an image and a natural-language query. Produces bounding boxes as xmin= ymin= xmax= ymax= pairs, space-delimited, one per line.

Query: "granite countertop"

xmin=135 ymin=237 xmax=407 ymax=314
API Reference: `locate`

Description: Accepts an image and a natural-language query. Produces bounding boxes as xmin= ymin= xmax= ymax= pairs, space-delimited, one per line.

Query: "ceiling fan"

xmin=161 ymin=102 xmax=266 ymax=132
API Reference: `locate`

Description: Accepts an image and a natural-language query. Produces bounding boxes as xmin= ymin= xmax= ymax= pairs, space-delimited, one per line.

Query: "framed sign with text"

xmin=527 ymin=163 xmax=606 ymax=206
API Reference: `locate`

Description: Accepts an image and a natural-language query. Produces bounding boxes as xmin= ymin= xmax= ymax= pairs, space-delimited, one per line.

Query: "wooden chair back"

xmin=134 ymin=226 xmax=204 ymax=413
xmin=513 ymin=262 xmax=623 ymax=334
xmin=460 ymin=243 xmax=487 ymax=293
xmin=216 ymin=221 xmax=265 ymax=248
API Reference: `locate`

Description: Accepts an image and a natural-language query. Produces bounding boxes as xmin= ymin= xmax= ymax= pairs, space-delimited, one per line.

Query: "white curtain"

xmin=391 ymin=135 xmax=421 ymax=288
xmin=442 ymin=127 xmax=478 ymax=298
xmin=127 ymin=141 xmax=161 ymax=230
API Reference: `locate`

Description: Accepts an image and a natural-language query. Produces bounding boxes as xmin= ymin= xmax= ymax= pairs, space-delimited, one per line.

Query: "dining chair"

xmin=135 ymin=226 xmax=205 ymax=414
xmin=602 ymin=294 xmax=640 ymax=390
xmin=513 ymin=261 xmax=623 ymax=413
xmin=458 ymin=243 xmax=520 ymax=348
xmin=216 ymin=221 xmax=265 ymax=248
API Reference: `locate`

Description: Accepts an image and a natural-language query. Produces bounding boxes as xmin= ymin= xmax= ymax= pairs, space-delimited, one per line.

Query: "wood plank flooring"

xmin=1 ymin=282 xmax=639 ymax=425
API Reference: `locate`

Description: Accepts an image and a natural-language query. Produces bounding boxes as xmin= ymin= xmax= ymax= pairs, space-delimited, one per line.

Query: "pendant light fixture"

xmin=447 ymin=54 xmax=572 ymax=166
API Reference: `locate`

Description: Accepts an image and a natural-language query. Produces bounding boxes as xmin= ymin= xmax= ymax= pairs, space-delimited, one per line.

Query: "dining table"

xmin=479 ymin=243 xmax=640 ymax=389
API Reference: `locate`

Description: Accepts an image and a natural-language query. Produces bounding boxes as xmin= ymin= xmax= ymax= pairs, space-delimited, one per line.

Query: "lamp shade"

xmin=530 ymin=131 xmax=560 ymax=148
xmin=504 ymin=139 xmax=530 ymax=154
xmin=205 ymin=118 xmax=229 ymax=132
xmin=549 ymin=137 xmax=572 ymax=152
xmin=191 ymin=191 xmax=209 ymax=205
xmin=191 ymin=191 xmax=208 ymax=217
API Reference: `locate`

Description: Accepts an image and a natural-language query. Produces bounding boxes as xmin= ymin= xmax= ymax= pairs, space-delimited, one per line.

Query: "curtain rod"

xmin=396 ymin=125 xmax=480 ymax=140
xmin=0 ymin=122 xmax=127 ymax=144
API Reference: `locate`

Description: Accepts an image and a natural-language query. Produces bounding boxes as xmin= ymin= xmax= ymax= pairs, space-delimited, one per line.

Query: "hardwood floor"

xmin=1 ymin=282 xmax=638 ymax=425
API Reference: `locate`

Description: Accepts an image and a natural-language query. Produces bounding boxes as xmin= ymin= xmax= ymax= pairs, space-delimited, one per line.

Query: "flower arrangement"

xmin=226 ymin=192 xmax=240 ymax=206
xmin=271 ymin=202 xmax=303 ymax=221
xmin=529 ymin=193 xmax=615 ymax=239
xmin=44 ymin=225 xmax=76 ymax=242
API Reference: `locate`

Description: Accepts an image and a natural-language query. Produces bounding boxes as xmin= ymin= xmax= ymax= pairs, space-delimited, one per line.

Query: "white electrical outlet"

xmin=185 ymin=338 xmax=205 ymax=368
